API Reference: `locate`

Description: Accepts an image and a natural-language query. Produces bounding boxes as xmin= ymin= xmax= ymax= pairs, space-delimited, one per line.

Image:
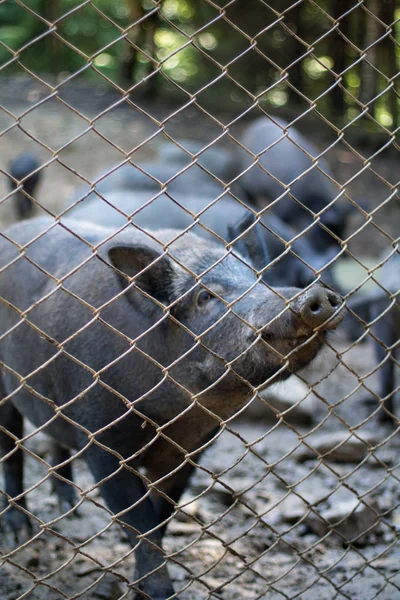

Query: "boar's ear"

xmin=108 ymin=244 xmax=173 ymax=316
xmin=228 ymin=212 xmax=271 ymax=273
xmin=227 ymin=212 xmax=254 ymax=260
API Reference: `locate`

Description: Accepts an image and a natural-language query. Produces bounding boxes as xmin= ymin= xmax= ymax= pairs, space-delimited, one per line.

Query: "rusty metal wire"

xmin=0 ymin=1 xmax=399 ymax=599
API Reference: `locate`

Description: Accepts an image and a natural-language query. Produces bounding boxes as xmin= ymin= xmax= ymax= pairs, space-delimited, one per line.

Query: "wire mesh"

xmin=0 ymin=1 xmax=399 ymax=599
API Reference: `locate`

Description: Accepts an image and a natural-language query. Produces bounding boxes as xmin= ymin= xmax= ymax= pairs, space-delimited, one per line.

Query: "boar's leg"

xmin=151 ymin=461 xmax=196 ymax=536
xmin=370 ymin=304 xmax=398 ymax=424
xmin=49 ymin=442 xmax=77 ymax=514
xmin=146 ymin=430 xmax=220 ymax=537
xmin=375 ymin=332 xmax=397 ymax=425
xmin=0 ymin=401 xmax=32 ymax=540
xmin=84 ymin=445 xmax=175 ymax=600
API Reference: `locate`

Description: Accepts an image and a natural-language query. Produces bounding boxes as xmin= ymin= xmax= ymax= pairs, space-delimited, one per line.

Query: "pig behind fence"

xmin=347 ymin=249 xmax=400 ymax=424
xmin=236 ymin=116 xmax=350 ymax=253
xmin=0 ymin=216 xmax=344 ymax=599
xmin=7 ymin=150 xmax=341 ymax=291
xmin=65 ymin=186 xmax=340 ymax=290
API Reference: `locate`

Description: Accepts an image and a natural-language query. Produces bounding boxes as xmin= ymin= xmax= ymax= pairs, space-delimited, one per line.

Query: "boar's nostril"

xmin=327 ymin=291 xmax=340 ymax=309
xmin=299 ymin=287 xmax=342 ymax=329
xmin=309 ymin=302 xmax=320 ymax=313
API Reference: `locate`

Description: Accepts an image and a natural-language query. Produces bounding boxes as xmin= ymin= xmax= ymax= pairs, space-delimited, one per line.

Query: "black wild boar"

xmin=0 ymin=217 xmax=343 ymax=598
xmin=7 ymin=151 xmax=340 ymax=290
xmin=67 ymin=151 xmax=230 ymax=209
xmin=65 ymin=183 xmax=339 ymax=290
xmin=236 ymin=116 xmax=349 ymax=253
xmin=155 ymin=138 xmax=238 ymax=183
xmin=227 ymin=211 xmax=340 ymax=289
xmin=347 ymin=250 xmax=400 ymax=424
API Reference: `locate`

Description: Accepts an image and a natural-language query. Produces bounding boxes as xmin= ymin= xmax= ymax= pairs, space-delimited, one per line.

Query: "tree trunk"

xmin=330 ymin=0 xmax=349 ymax=120
xmin=286 ymin=1 xmax=304 ymax=104
xmin=359 ymin=0 xmax=380 ymax=119
xmin=45 ymin=0 xmax=60 ymax=75
xmin=120 ymin=0 xmax=146 ymax=85
xmin=380 ymin=0 xmax=398 ymax=130
xmin=139 ymin=11 xmax=160 ymax=100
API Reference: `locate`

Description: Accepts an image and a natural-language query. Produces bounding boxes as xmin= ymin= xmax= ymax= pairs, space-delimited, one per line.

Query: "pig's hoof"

xmin=1 ymin=504 xmax=32 ymax=543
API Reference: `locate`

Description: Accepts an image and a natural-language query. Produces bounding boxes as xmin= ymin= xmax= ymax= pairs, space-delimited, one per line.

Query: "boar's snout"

xmin=296 ymin=287 xmax=342 ymax=330
xmin=252 ymin=285 xmax=344 ymax=378
xmin=218 ymin=284 xmax=344 ymax=387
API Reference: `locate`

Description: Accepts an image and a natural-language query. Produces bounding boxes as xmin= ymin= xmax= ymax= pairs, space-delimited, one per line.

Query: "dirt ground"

xmin=0 ymin=76 xmax=399 ymax=600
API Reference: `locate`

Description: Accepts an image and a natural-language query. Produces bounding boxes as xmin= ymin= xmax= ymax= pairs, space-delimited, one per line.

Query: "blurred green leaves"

xmin=0 ymin=0 xmax=399 ymax=128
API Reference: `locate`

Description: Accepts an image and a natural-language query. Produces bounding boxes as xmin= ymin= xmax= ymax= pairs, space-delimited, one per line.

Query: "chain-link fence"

xmin=0 ymin=1 xmax=399 ymax=599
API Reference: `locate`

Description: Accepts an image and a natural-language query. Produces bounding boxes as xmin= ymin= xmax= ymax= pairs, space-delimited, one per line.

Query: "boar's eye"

xmin=196 ymin=289 xmax=216 ymax=307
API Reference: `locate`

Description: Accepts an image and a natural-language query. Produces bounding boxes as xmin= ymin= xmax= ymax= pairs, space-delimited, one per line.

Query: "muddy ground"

xmin=0 ymin=77 xmax=399 ymax=600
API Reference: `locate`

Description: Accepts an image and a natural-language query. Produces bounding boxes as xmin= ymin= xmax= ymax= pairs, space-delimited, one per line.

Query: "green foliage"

xmin=0 ymin=0 xmax=130 ymax=75
xmin=0 ymin=1 xmax=42 ymax=66
xmin=0 ymin=0 xmax=399 ymax=127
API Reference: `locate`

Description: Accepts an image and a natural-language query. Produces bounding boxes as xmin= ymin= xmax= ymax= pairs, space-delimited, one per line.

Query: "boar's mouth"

xmin=261 ymin=330 xmax=320 ymax=359
xmin=258 ymin=302 xmax=344 ymax=375
xmin=261 ymin=316 xmax=342 ymax=347
xmin=250 ymin=334 xmax=323 ymax=383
